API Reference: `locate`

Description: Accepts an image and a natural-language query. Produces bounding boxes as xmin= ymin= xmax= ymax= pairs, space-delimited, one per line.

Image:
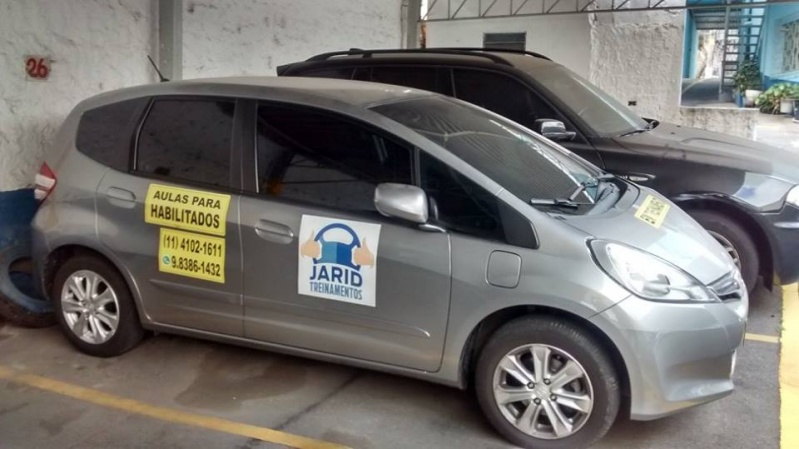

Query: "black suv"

xmin=279 ymin=48 xmax=799 ymax=293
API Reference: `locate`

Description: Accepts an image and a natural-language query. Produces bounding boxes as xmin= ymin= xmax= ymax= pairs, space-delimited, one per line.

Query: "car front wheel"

xmin=52 ymin=254 xmax=144 ymax=357
xmin=687 ymin=209 xmax=758 ymax=293
xmin=475 ymin=316 xmax=620 ymax=449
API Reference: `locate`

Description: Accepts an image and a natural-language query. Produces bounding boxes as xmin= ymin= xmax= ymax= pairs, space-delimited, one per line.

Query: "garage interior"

xmin=0 ymin=1 xmax=797 ymax=448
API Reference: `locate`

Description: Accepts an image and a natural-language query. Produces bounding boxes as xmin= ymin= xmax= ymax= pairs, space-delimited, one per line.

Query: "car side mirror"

xmin=534 ymin=119 xmax=577 ymax=142
xmin=374 ymin=183 xmax=428 ymax=224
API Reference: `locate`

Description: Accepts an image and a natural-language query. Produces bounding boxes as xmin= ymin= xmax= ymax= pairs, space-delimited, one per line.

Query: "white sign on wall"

xmin=24 ymin=55 xmax=51 ymax=80
xmin=297 ymin=215 xmax=381 ymax=307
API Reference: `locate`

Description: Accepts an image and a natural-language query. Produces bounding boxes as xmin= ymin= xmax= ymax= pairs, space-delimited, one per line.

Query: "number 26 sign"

xmin=24 ymin=55 xmax=51 ymax=80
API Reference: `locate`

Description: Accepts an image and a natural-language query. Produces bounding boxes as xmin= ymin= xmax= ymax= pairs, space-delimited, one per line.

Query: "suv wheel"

xmin=687 ymin=210 xmax=758 ymax=293
xmin=52 ymin=255 xmax=144 ymax=357
xmin=0 ymin=245 xmax=55 ymax=328
xmin=475 ymin=317 xmax=619 ymax=449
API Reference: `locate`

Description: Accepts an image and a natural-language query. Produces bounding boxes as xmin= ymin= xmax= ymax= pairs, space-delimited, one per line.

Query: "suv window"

xmin=370 ymin=67 xmax=439 ymax=92
xmin=420 ymin=152 xmax=535 ymax=247
xmin=373 ymin=96 xmax=599 ymax=208
xmin=255 ymin=103 xmax=413 ymax=213
xmin=452 ymin=69 xmax=561 ymax=130
xmin=76 ymin=98 xmax=147 ymax=171
xmin=300 ymin=67 xmax=355 ymax=79
xmin=136 ymin=99 xmax=235 ymax=189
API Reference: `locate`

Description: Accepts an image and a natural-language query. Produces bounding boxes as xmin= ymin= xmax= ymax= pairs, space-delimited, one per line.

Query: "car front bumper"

xmin=762 ymin=204 xmax=799 ymax=285
xmin=591 ymin=289 xmax=748 ymax=420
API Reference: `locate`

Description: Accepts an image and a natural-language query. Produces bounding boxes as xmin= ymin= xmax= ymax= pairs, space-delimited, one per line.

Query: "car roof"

xmin=75 ymin=76 xmax=435 ymax=112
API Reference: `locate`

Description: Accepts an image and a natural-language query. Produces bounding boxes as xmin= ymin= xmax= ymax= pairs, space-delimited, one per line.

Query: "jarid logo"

xmin=298 ymin=215 xmax=381 ymax=307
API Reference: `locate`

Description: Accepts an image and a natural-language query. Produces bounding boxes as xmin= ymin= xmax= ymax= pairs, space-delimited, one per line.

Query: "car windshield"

xmin=528 ymin=65 xmax=649 ymax=137
xmin=372 ymin=96 xmax=604 ymax=207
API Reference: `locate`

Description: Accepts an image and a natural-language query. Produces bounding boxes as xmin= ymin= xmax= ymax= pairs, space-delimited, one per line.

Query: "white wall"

xmin=589 ymin=9 xmax=755 ymax=138
xmin=589 ymin=10 xmax=685 ymax=123
xmin=0 ymin=0 xmax=157 ymax=192
xmin=0 ymin=0 xmax=406 ymax=192
xmin=425 ymin=16 xmax=592 ymax=78
xmin=182 ymin=0 xmax=404 ymax=78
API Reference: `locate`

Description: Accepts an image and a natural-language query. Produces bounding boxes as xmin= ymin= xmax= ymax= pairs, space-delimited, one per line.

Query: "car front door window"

xmin=420 ymin=152 xmax=537 ymax=249
xmin=255 ymin=105 xmax=413 ymax=214
xmin=453 ymin=69 xmax=563 ymax=131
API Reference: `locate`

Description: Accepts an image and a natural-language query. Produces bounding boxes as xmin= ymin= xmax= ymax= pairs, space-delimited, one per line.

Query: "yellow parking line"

xmin=781 ymin=283 xmax=799 ymax=449
xmin=0 ymin=364 xmax=348 ymax=449
xmin=745 ymin=332 xmax=780 ymax=344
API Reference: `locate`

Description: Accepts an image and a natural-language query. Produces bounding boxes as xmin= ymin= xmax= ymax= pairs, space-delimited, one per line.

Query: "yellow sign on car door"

xmin=144 ymin=184 xmax=231 ymax=236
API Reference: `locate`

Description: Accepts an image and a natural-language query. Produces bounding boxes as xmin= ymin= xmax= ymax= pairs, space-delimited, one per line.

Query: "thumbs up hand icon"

xmin=300 ymin=231 xmax=321 ymax=259
xmin=353 ymin=238 xmax=375 ymax=268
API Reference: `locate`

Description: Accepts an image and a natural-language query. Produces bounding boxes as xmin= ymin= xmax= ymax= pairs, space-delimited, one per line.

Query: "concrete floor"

xmin=0 ymin=285 xmax=782 ymax=449
xmin=681 ymin=78 xmax=735 ymax=108
xmin=755 ymin=113 xmax=799 ymax=152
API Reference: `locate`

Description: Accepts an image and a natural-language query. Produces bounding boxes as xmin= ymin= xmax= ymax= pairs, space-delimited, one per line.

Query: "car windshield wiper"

xmin=529 ymin=197 xmax=580 ymax=209
xmin=568 ymin=173 xmax=616 ymax=201
xmin=529 ymin=173 xmax=615 ymax=210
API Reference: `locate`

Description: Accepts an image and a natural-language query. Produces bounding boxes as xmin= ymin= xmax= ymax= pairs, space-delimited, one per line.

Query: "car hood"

xmin=613 ymin=121 xmax=799 ymax=183
xmin=563 ymin=185 xmax=734 ymax=285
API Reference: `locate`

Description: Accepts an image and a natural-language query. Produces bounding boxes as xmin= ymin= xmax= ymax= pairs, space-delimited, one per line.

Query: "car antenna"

xmin=147 ymin=55 xmax=169 ymax=82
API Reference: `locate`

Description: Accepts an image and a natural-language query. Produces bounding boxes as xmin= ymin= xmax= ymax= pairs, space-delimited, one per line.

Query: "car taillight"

xmin=34 ymin=163 xmax=56 ymax=202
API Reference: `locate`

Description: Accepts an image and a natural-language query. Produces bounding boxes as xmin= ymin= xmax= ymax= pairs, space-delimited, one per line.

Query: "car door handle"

xmin=254 ymin=220 xmax=295 ymax=244
xmin=104 ymin=187 xmax=136 ymax=208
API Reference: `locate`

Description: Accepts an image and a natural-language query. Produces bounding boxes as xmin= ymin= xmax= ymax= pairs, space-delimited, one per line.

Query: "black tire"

xmin=0 ymin=246 xmax=55 ymax=328
xmin=52 ymin=254 xmax=144 ymax=357
xmin=475 ymin=316 xmax=620 ymax=449
xmin=687 ymin=209 xmax=759 ymax=293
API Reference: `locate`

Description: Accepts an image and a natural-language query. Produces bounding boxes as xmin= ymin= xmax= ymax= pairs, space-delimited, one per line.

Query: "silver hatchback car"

xmin=31 ymin=77 xmax=747 ymax=449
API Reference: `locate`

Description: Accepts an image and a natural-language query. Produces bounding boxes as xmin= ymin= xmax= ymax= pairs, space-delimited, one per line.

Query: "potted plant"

xmin=756 ymin=83 xmax=799 ymax=114
xmin=780 ymin=83 xmax=799 ymax=114
xmin=732 ymin=59 xmax=761 ymax=107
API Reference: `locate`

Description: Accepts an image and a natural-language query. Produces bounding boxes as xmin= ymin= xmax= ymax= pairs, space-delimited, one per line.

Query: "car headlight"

xmin=590 ymin=240 xmax=719 ymax=302
xmin=786 ymin=185 xmax=799 ymax=208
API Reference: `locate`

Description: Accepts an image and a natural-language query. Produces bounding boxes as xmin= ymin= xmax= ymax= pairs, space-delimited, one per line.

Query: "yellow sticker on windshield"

xmin=145 ymin=184 xmax=231 ymax=236
xmin=635 ymin=195 xmax=670 ymax=229
xmin=158 ymin=228 xmax=225 ymax=283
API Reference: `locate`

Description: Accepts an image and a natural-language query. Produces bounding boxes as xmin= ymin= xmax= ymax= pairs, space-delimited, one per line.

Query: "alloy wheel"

xmin=492 ymin=343 xmax=594 ymax=440
xmin=60 ymin=270 xmax=120 ymax=344
xmin=707 ymin=230 xmax=741 ymax=268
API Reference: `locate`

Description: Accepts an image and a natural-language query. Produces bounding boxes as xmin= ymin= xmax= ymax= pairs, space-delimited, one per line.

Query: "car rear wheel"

xmin=52 ymin=255 xmax=144 ymax=357
xmin=687 ymin=210 xmax=758 ymax=293
xmin=475 ymin=316 xmax=619 ymax=449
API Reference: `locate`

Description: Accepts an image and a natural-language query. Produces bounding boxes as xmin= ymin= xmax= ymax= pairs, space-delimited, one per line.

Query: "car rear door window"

xmin=452 ymin=69 xmax=560 ymax=130
xmin=136 ymin=99 xmax=235 ymax=189
xmin=255 ymin=104 xmax=413 ymax=213
xmin=76 ymin=98 xmax=147 ymax=172
xmin=300 ymin=67 xmax=355 ymax=79
xmin=370 ymin=67 xmax=439 ymax=92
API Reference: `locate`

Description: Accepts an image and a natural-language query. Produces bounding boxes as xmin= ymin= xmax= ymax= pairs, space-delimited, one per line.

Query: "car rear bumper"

xmin=591 ymin=290 xmax=748 ymax=420
xmin=29 ymin=218 xmax=51 ymax=298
